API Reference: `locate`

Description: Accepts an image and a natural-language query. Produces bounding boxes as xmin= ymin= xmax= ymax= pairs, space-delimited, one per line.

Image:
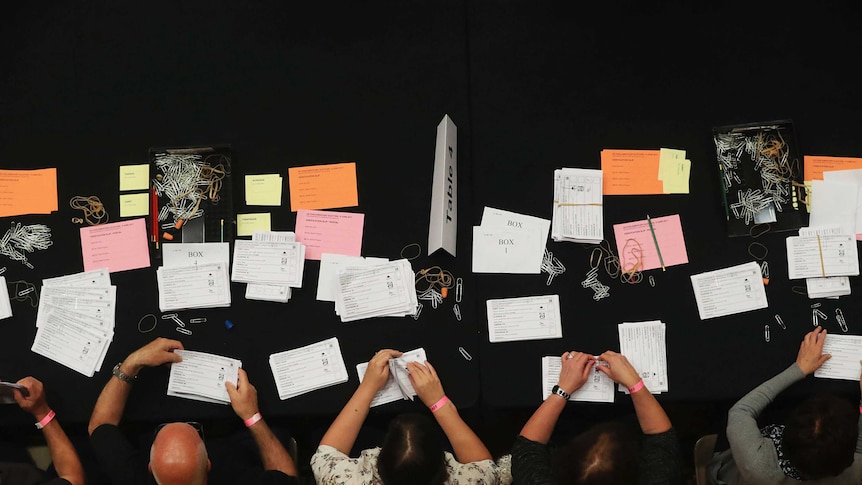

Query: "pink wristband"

xmin=429 ymin=396 xmax=450 ymax=413
xmin=627 ymin=379 xmax=645 ymax=394
xmin=35 ymin=410 xmax=55 ymax=430
xmin=243 ymin=412 xmax=262 ymax=428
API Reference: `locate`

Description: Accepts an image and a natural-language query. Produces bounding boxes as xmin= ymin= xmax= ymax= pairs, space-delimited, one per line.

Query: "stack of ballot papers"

xmin=231 ymin=239 xmax=306 ymax=290
xmin=0 ymin=276 xmax=11 ymax=320
xmin=31 ymin=269 xmax=115 ymax=377
xmin=690 ymin=262 xmax=768 ymax=320
xmin=334 ymin=259 xmax=418 ymax=322
xmin=487 ymin=295 xmax=563 ymax=343
xmin=167 ymin=350 xmax=241 ymax=404
xmin=158 ymin=242 xmax=231 ymax=311
xmin=246 ymin=231 xmax=299 ymax=303
xmin=356 ymin=348 xmax=427 ymax=407
xmin=552 ymin=168 xmax=603 ymax=244
xmin=796 ymin=227 xmax=854 ymax=298
xmin=814 ymin=334 xmax=862 ymax=381
xmin=473 ymin=207 xmax=549 ymax=273
xmin=541 ymin=356 xmax=614 ymax=403
xmin=618 ymin=321 xmax=668 ymax=394
xmin=269 ymin=337 xmax=348 ymax=400
xmin=317 ymin=253 xmax=389 ymax=302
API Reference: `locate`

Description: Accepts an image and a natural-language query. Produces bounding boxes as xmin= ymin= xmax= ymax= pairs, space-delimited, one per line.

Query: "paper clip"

xmin=814 ymin=309 xmax=827 ymax=320
xmin=17 ymin=287 xmax=34 ymax=297
xmin=161 ymin=313 xmax=178 ymax=319
xmin=760 ymin=261 xmax=769 ymax=279
xmin=172 ymin=316 xmax=186 ymax=327
xmin=189 ymin=317 xmax=206 ymax=324
xmin=176 ymin=327 xmax=192 ymax=335
xmin=764 ymin=325 xmax=770 ymax=342
xmin=455 ymin=277 xmax=463 ymax=303
xmin=812 ymin=310 xmax=819 ymax=327
xmin=412 ymin=303 xmax=423 ymax=320
xmin=0 ymin=267 xmax=6 ymax=275
xmin=458 ymin=347 xmax=472 ymax=361
xmin=774 ymin=314 xmax=785 ymax=330
xmin=648 ymin=275 xmax=655 ymax=287
xmin=453 ymin=303 xmax=462 ymax=321
xmin=836 ymin=308 xmax=848 ymax=332
xmin=810 ymin=302 xmax=822 ymax=308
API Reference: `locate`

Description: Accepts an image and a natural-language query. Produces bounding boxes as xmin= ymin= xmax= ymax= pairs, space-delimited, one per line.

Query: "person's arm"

xmin=226 ymin=368 xmax=297 ymax=477
xmin=88 ymin=337 xmax=184 ymax=434
xmin=520 ymin=351 xmax=594 ymax=444
xmin=409 ymin=360 xmax=492 ymax=463
xmin=597 ymin=351 xmax=671 ymax=434
xmin=857 ymin=360 xmax=862 ymax=454
xmin=320 ymin=349 xmax=402 ymax=454
xmin=14 ymin=377 xmax=85 ymax=485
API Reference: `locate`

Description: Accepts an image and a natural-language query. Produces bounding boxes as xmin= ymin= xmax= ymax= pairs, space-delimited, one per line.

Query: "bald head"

xmin=149 ymin=423 xmax=209 ymax=485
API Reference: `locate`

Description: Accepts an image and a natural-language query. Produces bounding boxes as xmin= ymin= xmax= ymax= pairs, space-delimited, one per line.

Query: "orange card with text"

xmin=0 ymin=168 xmax=59 ymax=217
xmin=803 ymin=155 xmax=862 ymax=181
xmin=601 ymin=150 xmax=663 ymax=195
xmin=288 ymin=162 xmax=358 ymax=211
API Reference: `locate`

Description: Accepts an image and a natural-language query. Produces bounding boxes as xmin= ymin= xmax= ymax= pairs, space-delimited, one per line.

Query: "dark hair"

xmin=782 ymin=393 xmax=858 ymax=479
xmin=377 ymin=413 xmax=447 ymax=485
xmin=553 ymin=421 xmax=639 ymax=485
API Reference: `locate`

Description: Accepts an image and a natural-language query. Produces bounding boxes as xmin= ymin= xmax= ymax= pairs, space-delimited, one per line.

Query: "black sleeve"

xmin=511 ymin=435 xmax=554 ymax=485
xmin=89 ymin=424 xmax=155 ymax=485
xmin=638 ymin=428 xmax=683 ymax=485
xmin=42 ymin=479 xmax=72 ymax=485
xmin=235 ymin=468 xmax=299 ymax=485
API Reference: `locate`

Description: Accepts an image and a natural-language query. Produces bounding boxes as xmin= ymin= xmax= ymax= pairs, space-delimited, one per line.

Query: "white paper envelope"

xmin=472 ymin=227 xmax=542 ymax=273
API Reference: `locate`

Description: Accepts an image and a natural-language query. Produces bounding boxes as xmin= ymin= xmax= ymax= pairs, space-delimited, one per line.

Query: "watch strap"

xmin=551 ymin=385 xmax=570 ymax=400
xmin=112 ymin=362 xmax=136 ymax=384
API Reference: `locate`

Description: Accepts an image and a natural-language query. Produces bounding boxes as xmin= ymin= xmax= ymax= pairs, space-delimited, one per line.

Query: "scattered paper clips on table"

xmin=774 ymin=314 xmax=785 ymax=330
xmin=412 ymin=302 xmax=423 ymax=320
xmin=649 ymin=275 xmax=656 ymax=287
xmin=138 ymin=314 xmax=157 ymax=333
xmin=458 ymin=347 xmax=472 ymax=361
xmin=453 ymin=303 xmax=462 ymax=321
xmin=69 ymin=196 xmax=109 ymax=225
xmin=764 ymin=325 xmax=770 ymax=342
xmin=0 ymin=223 xmax=53 ymax=269
xmin=812 ymin=308 xmax=828 ymax=327
xmin=540 ymin=248 xmax=566 ymax=285
xmin=176 ymin=327 xmax=192 ymax=336
xmin=455 ymin=277 xmax=463 ymax=303
xmin=836 ymin=308 xmax=848 ymax=332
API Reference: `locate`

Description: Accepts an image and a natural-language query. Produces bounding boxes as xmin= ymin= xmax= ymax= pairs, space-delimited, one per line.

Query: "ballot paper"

xmin=486 ymin=295 xmax=562 ymax=343
xmin=269 ymin=337 xmax=348 ymax=400
xmin=0 ymin=381 xmax=28 ymax=404
xmin=551 ymin=168 xmax=603 ymax=244
xmin=334 ymin=259 xmax=418 ymax=322
xmin=0 ymin=276 xmax=11 ymax=320
xmin=618 ymin=321 xmax=668 ymax=394
xmin=800 ymin=227 xmax=852 ymax=298
xmin=472 ymin=226 xmax=542 ymax=274
xmin=317 ymin=253 xmax=389 ymax=302
xmin=157 ymin=263 xmax=231 ymax=311
xmin=30 ymin=270 xmax=115 ymax=377
xmin=356 ymin=348 xmax=427 ymax=407
xmin=231 ymin=240 xmax=306 ymax=287
xmin=476 ymin=207 xmax=550 ymax=273
xmin=246 ymin=231 xmax=296 ymax=303
xmin=541 ymin=356 xmax=614 ymax=403
xmin=814 ymin=334 xmax=862 ymax=381
xmin=823 ymin=169 xmax=862 ymax=239
xmin=786 ymin=234 xmax=859 ymax=279
xmin=690 ymin=262 xmax=768 ymax=320
xmin=167 ymin=350 xmax=241 ymax=404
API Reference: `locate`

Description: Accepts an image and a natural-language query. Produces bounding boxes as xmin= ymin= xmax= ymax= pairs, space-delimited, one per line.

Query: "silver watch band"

xmin=112 ymin=362 xmax=136 ymax=383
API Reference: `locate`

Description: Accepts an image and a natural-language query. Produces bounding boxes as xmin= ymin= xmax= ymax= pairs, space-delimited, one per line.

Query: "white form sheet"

xmin=486 ymin=295 xmax=562 ymax=343
xmin=0 ymin=276 xmax=11 ymax=320
xmin=809 ymin=180 xmax=858 ymax=236
xmin=800 ymin=227 xmax=852 ymax=298
xmin=162 ymin=242 xmax=230 ymax=268
xmin=157 ymin=263 xmax=231 ymax=311
xmin=317 ymin=253 xmax=388 ymax=302
xmin=618 ymin=321 xmax=668 ymax=394
xmin=356 ymin=348 xmax=427 ymax=406
xmin=786 ymin=234 xmax=859 ymax=279
xmin=335 ymin=260 xmax=417 ymax=322
xmin=247 ymin=231 xmax=296 ymax=302
xmin=480 ymin=207 xmax=550 ymax=272
xmin=167 ymin=350 xmax=240 ymax=404
xmin=552 ymin=168 xmax=603 ymax=243
xmin=43 ymin=268 xmax=111 ymax=288
xmin=31 ymin=314 xmax=111 ymax=377
xmin=541 ymin=356 xmax=614 ymax=403
xmin=690 ymin=262 xmax=768 ymax=320
xmin=38 ymin=287 xmax=116 ymax=329
xmin=823 ymin=169 xmax=862 ymax=238
xmin=231 ymin=240 xmax=305 ymax=287
xmin=472 ymin=227 xmax=542 ymax=274
xmin=814 ymin=334 xmax=862 ymax=381
xmin=269 ymin=337 xmax=348 ymax=400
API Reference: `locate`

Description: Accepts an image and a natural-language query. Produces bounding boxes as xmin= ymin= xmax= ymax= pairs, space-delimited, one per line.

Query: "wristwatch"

xmin=551 ymin=385 xmax=570 ymax=400
xmin=112 ymin=362 xmax=136 ymax=384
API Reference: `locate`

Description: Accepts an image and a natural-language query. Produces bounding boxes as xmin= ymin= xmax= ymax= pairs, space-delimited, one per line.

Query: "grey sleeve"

xmin=857 ymin=410 xmax=862 ymax=454
xmin=726 ymin=364 xmax=805 ymax=480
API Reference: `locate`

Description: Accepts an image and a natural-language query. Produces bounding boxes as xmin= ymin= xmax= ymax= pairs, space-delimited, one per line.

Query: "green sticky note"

xmin=119 ymin=164 xmax=150 ymax=191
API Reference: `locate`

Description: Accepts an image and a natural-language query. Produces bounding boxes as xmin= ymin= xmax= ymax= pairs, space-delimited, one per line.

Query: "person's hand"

xmin=360 ymin=349 xmax=402 ymax=392
xmin=795 ymin=326 xmax=831 ymax=375
xmin=122 ymin=337 xmax=184 ymax=376
xmin=408 ymin=361 xmax=446 ymax=408
xmin=14 ymin=377 xmax=51 ymax=421
xmin=557 ymin=351 xmax=594 ymax=395
xmin=597 ymin=351 xmax=641 ymax=389
xmin=225 ymin=368 xmax=258 ymax=421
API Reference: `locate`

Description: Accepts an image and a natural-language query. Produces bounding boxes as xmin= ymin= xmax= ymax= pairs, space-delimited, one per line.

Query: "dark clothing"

xmin=89 ymin=424 xmax=297 ymax=485
xmin=511 ymin=427 xmax=683 ymax=485
xmin=0 ymin=462 xmax=70 ymax=485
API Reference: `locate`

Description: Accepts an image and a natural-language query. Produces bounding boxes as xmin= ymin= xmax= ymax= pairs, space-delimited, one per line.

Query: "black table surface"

xmin=2 ymin=1 xmax=862 ymax=427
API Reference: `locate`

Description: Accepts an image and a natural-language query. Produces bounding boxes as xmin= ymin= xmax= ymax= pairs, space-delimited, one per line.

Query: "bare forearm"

xmin=42 ymin=420 xmax=86 ymax=485
xmin=433 ymin=404 xmax=492 ymax=463
xmin=630 ymin=389 xmax=672 ymax=435
xmin=88 ymin=376 xmax=132 ymax=435
xmin=519 ymin=395 xmax=567 ymax=444
xmin=320 ymin=385 xmax=376 ymax=454
xmin=250 ymin=419 xmax=297 ymax=477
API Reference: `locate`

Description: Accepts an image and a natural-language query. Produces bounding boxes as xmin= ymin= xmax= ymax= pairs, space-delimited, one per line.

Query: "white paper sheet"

xmin=334 ymin=259 xmax=417 ymax=322
xmin=317 ymin=253 xmax=388 ymax=302
xmin=245 ymin=231 xmax=296 ymax=303
xmin=486 ymin=295 xmax=562 ymax=343
xmin=167 ymin=350 xmax=241 ymax=404
xmin=269 ymin=337 xmax=348 ymax=400
xmin=31 ymin=315 xmax=111 ymax=377
xmin=472 ymin=227 xmax=542 ymax=274
xmin=823 ymin=169 xmax=862 ymax=238
xmin=231 ymin=240 xmax=305 ymax=287
xmin=541 ymin=356 xmax=614 ymax=403
xmin=157 ymin=263 xmax=231 ymax=311
xmin=0 ymin=276 xmax=11 ymax=320
xmin=809 ymin=180 xmax=858 ymax=235
xmin=356 ymin=348 xmax=428 ymax=407
xmin=551 ymin=168 xmax=603 ymax=244
xmin=690 ymin=262 xmax=768 ymax=320
xmin=800 ymin=226 xmax=852 ymax=298
xmin=162 ymin=242 xmax=230 ymax=268
xmin=480 ymin=207 xmax=550 ymax=271
xmin=43 ymin=268 xmax=111 ymax=288
xmin=618 ymin=321 xmax=668 ymax=394
xmin=814 ymin=334 xmax=862 ymax=381
xmin=786 ymin=235 xmax=859 ymax=279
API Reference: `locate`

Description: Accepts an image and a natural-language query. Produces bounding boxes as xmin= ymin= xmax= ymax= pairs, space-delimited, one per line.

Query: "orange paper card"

xmin=0 ymin=168 xmax=59 ymax=217
xmin=601 ymin=150 xmax=663 ymax=195
xmin=803 ymin=155 xmax=862 ymax=181
xmin=288 ymin=162 xmax=358 ymax=211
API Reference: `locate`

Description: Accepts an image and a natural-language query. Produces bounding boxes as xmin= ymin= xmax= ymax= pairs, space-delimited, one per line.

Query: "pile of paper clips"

xmin=0 ymin=222 xmax=53 ymax=269
xmin=414 ymin=266 xmax=462 ymax=321
xmin=152 ymin=153 xmax=230 ymax=226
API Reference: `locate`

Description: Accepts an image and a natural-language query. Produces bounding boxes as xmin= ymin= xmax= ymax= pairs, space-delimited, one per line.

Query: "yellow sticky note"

xmin=119 ymin=164 xmax=150 ymax=191
xmin=245 ymin=174 xmax=283 ymax=206
xmin=237 ymin=213 xmax=271 ymax=236
xmin=661 ymin=160 xmax=691 ymax=194
xmin=119 ymin=193 xmax=150 ymax=217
